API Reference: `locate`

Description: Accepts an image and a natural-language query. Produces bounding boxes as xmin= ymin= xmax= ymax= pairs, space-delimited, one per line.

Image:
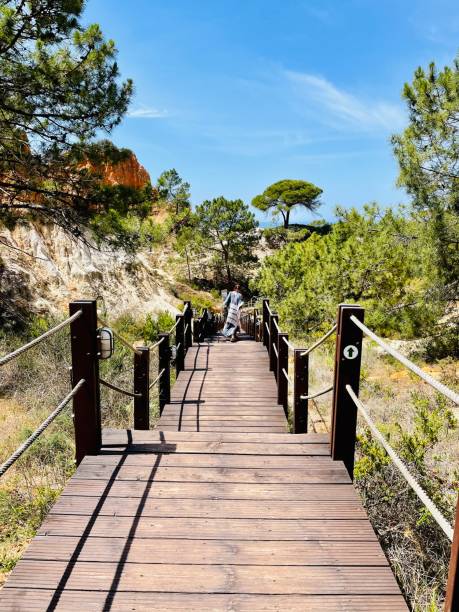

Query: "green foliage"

xmin=143 ymin=311 xmax=175 ymax=343
xmin=0 ymin=0 xmax=133 ymax=235
xmin=0 ymin=485 xmax=60 ymax=574
xmin=157 ymin=168 xmax=191 ymax=215
xmin=391 ymin=54 xmax=459 ymax=282
xmin=255 ymin=204 xmax=440 ymax=338
xmin=355 ymin=392 xmax=457 ymax=609
xmin=252 ymin=179 xmax=322 ymax=228
xmin=183 ymin=196 xmax=259 ymax=284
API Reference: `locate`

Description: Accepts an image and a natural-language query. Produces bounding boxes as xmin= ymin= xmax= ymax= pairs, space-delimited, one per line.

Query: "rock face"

xmin=0 ymin=222 xmax=181 ymax=322
xmin=82 ymin=151 xmax=151 ymax=190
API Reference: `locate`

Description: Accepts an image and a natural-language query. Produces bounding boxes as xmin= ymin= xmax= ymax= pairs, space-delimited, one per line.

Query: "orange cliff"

xmin=82 ymin=151 xmax=152 ymax=190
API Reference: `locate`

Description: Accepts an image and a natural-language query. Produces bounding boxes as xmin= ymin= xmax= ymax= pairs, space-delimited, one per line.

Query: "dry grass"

xmin=0 ymin=317 xmax=163 ymax=586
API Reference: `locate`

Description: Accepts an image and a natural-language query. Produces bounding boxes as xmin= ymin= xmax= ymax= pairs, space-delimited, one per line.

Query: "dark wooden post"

xmin=69 ymin=300 xmax=100 ymax=465
xmin=330 ymin=304 xmax=364 ymax=479
xmin=269 ymin=313 xmax=279 ymax=376
xmin=184 ymin=301 xmax=192 ymax=351
xmin=445 ymin=497 xmax=459 ymax=612
xmin=134 ymin=347 xmax=150 ymax=430
xmin=262 ymin=299 xmax=269 ymax=348
xmin=201 ymin=308 xmax=208 ymax=340
xmin=193 ymin=317 xmax=200 ymax=343
xmin=175 ymin=314 xmax=185 ymax=375
xmin=277 ymin=332 xmax=289 ymax=417
xmin=253 ymin=309 xmax=258 ymax=341
xmin=158 ymin=333 xmax=170 ymax=415
xmin=293 ymin=349 xmax=308 ymax=433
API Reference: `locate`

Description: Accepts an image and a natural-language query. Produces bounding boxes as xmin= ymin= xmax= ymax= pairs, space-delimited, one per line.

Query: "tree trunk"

xmin=281 ymin=209 xmax=290 ymax=229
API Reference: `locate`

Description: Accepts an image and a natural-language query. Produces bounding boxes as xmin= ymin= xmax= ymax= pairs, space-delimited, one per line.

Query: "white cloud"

xmin=284 ymin=70 xmax=405 ymax=131
xmin=127 ymin=106 xmax=168 ymax=119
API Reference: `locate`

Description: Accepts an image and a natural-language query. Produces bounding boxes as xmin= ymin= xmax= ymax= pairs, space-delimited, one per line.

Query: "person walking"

xmin=222 ymin=284 xmax=244 ymax=342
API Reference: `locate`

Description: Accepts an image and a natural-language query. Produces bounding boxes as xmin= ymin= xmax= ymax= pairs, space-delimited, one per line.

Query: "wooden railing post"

xmin=134 ymin=347 xmax=150 ymax=430
xmin=184 ymin=301 xmax=192 ymax=351
xmin=253 ymin=309 xmax=258 ymax=341
xmin=69 ymin=300 xmax=100 ymax=465
xmin=175 ymin=314 xmax=185 ymax=375
xmin=293 ymin=349 xmax=308 ymax=433
xmin=269 ymin=313 xmax=279 ymax=376
xmin=277 ymin=332 xmax=289 ymax=417
xmin=158 ymin=333 xmax=170 ymax=415
xmin=262 ymin=299 xmax=269 ymax=349
xmin=330 ymin=304 xmax=364 ymax=479
xmin=445 ymin=497 xmax=459 ymax=612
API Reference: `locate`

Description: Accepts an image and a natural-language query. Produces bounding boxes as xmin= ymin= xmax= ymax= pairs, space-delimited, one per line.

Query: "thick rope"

xmin=350 ymin=316 xmax=459 ymax=405
xmin=301 ymin=384 xmax=334 ymax=400
xmin=0 ymin=379 xmax=85 ymax=478
xmin=273 ymin=344 xmax=278 ymax=357
xmin=282 ymin=336 xmax=296 ymax=351
xmin=282 ymin=368 xmax=293 ymax=386
xmin=149 ymin=368 xmax=166 ymax=389
xmin=272 ymin=318 xmax=280 ymax=331
xmin=0 ymin=310 xmax=82 ymax=367
xmin=148 ymin=336 xmax=165 ymax=350
xmin=97 ymin=316 xmax=142 ymax=356
xmin=265 ymin=322 xmax=271 ymax=336
xmin=300 ymin=324 xmax=337 ymax=357
xmin=346 ymin=384 xmax=453 ymax=541
xmin=100 ymin=378 xmax=141 ymax=398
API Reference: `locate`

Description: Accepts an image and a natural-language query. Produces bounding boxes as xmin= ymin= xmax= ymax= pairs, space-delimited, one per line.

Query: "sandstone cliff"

xmin=0 ymin=222 xmax=182 ymax=323
xmin=82 ymin=150 xmax=152 ymax=190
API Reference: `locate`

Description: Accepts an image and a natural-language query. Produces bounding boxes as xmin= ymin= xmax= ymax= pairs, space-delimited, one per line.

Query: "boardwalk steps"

xmin=0 ymin=335 xmax=408 ymax=611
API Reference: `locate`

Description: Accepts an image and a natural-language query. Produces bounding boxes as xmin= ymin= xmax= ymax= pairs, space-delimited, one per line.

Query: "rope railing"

xmin=0 ymin=310 xmax=82 ymax=367
xmin=301 ymin=384 xmax=334 ymax=401
xmin=100 ymin=378 xmax=141 ymax=398
xmin=272 ymin=318 xmax=280 ymax=331
xmin=0 ymin=379 xmax=85 ymax=478
xmin=168 ymin=317 xmax=181 ymax=334
xmin=147 ymin=336 xmax=165 ymax=350
xmin=273 ymin=344 xmax=278 ymax=357
xmin=149 ymin=368 xmax=166 ymax=390
xmin=265 ymin=322 xmax=270 ymax=335
xmin=350 ymin=316 xmax=459 ymax=405
xmin=97 ymin=316 xmax=142 ymax=356
xmin=282 ymin=368 xmax=293 ymax=386
xmin=300 ymin=324 xmax=337 ymax=357
xmin=282 ymin=336 xmax=295 ymax=351
xmin=346 ymin=384 xmax=454 ymax=541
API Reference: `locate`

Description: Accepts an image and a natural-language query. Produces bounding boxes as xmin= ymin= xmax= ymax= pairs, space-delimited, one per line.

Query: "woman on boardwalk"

xmin=222 ymin=284 xmax=244 ymax=342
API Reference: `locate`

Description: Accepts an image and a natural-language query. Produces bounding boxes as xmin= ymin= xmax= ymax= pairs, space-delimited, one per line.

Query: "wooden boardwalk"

xmin=0 ymin=335 xmax=407 ymax=611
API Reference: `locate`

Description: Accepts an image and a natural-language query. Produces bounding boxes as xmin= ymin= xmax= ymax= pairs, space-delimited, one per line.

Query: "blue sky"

xmin=83 ymin=0 xmax=459 ymax=223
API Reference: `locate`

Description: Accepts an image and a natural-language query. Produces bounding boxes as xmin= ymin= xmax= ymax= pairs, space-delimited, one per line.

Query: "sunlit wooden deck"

xmin=0 ymin=335 xmax=407 ymax=611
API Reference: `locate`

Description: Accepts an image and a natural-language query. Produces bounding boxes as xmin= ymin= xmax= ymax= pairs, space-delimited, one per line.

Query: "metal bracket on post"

xmin=175 ymin=314 xmax=185 ymax=375
xmin=262 ymin=299 xmax=269 ymax=348
xmin=269 ymin=313 xmax=279 ymax=376
xmin=277 ymin=332 xmax=289 ymax=417
xmin=69 ymin=300 xmax=100 ymax=465
xmin=330 ymin=304 xmax=364 ymax=479
xmin=158 ymin=333 xmax=170 ymax=415
xmin=134 ymin=347 xmax=150 ymax=430
xmin=293 ymin=349 xmax=308 ymax=433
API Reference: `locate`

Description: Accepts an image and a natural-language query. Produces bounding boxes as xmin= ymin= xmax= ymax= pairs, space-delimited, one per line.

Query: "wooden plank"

xmin=62 ymin=480 xmax=360 ymax=501
xmin=49 ymin=496 xmax=366 ymax=519
xmin=38 ymin=515 xmax=379 ymax=541
xmin=82 ymin=453 xmax=338 ymax=468
xmin=102 ymin=428 xmax=329 ymax=444
xmin=5 ymin=560 xmax=402 ymax=594
xmin=73 ymin=464 xmax=350 ymax=484
xmin=0 ymin=590 xmax=409 ymax=611
xmin=22 ymin=535 xmax=387 ymax=565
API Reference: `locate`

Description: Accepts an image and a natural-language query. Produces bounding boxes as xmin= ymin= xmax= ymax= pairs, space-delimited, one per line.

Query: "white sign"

xmin=343 ymin=345 xmax=359 ymax=360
